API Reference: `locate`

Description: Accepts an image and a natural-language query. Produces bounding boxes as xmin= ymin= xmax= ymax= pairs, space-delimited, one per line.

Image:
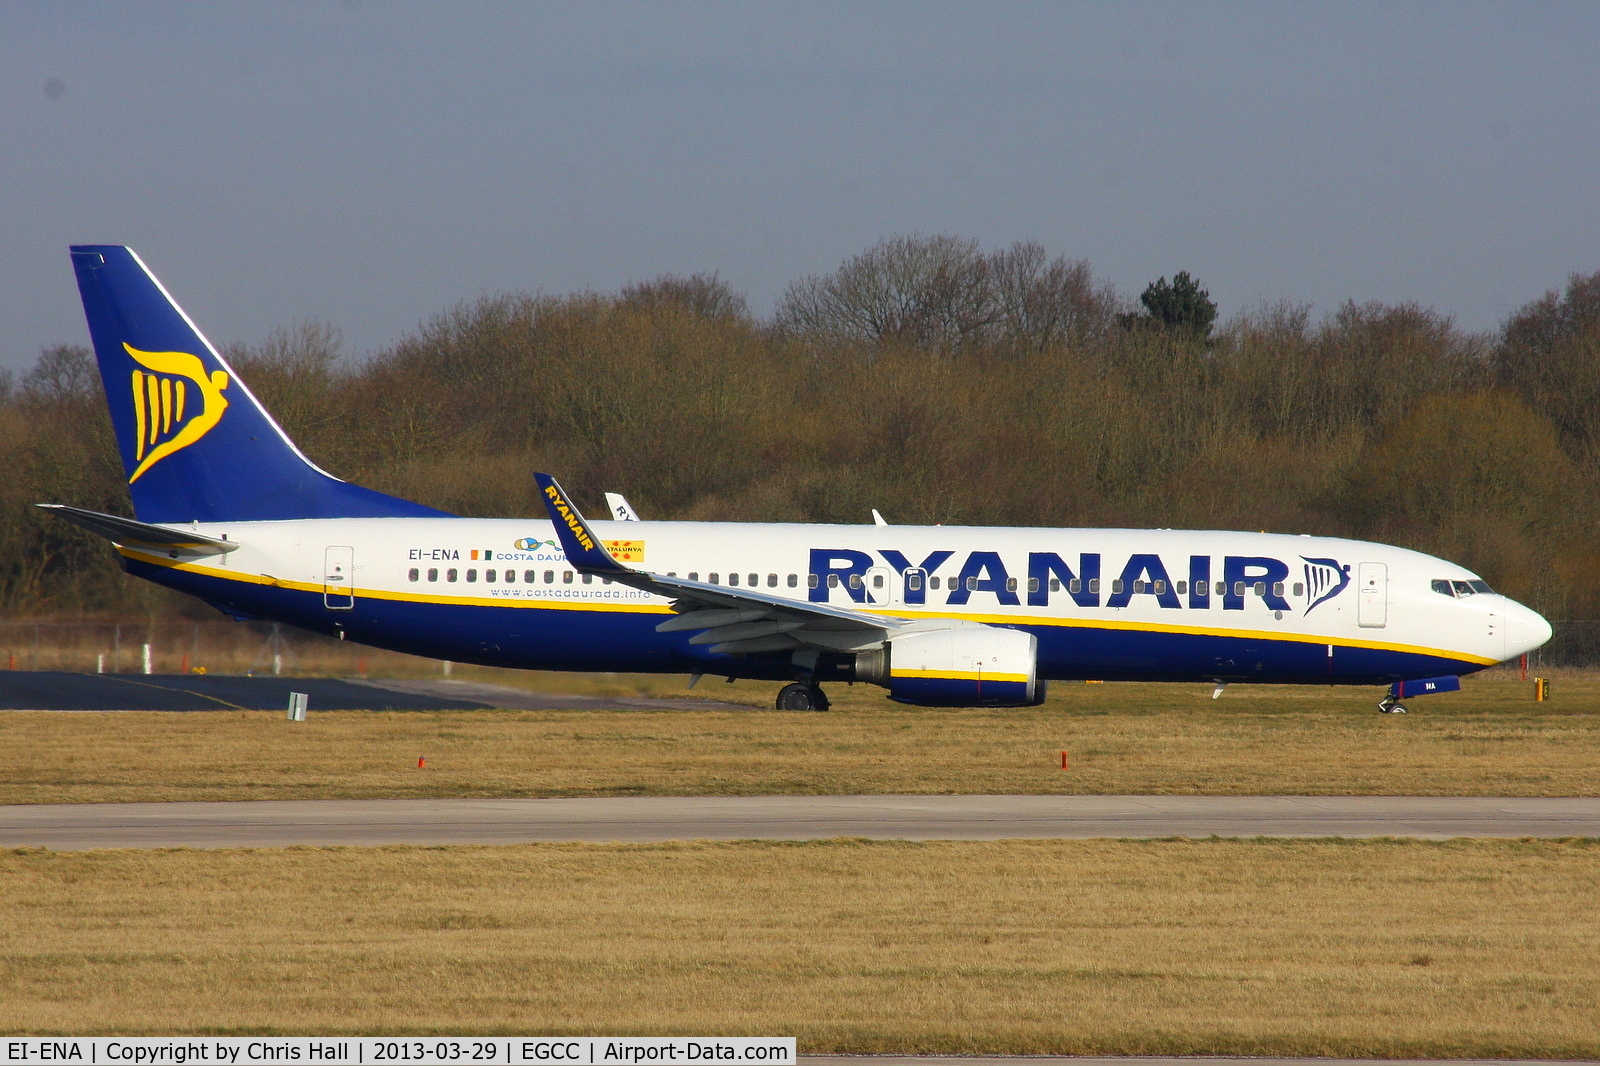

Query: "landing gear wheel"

xmin=776 ymin=682 xmax=830 ymax=711
xmin=1377 ymin=697 xmax=1408 ymax=714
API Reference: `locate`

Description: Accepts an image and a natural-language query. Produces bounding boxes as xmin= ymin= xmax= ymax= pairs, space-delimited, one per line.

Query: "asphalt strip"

xmin=0 ymin=671 xmax=750 ymax=712
xmin=3 ymin=794 xmax=1598 ymax=850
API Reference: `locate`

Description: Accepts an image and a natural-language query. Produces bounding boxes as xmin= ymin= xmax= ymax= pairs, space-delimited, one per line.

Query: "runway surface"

xmin=0 ymin=671 xmax=749 ymax=712
xmin=4 ymin=794 xmax=1597 ymax=850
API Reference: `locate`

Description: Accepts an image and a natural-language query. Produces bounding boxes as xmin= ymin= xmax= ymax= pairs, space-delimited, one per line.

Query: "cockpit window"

xmin=1433 ymin=578 xmax=1497 ymax=597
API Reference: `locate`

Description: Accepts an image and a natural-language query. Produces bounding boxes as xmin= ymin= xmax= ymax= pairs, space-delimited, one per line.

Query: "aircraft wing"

xmin=38 ymin=504 xmax=239 ymax=556
xmin=535 ymin=473 xmax=895 ymax=655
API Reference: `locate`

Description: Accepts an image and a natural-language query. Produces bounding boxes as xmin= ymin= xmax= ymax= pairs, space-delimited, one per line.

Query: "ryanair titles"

xmin=809 ymin=549 xmax=1351 ymax=614
xmin=541 ymin=485 xmax=596 ymax=553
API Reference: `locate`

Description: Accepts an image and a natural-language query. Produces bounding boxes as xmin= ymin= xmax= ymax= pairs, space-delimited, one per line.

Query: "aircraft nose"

xmin=1503 ymin=600 xmax=1554 ymax=660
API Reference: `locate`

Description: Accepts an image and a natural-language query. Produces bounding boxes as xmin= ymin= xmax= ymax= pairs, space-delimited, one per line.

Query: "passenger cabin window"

xmin=729 ymin=573 xmax=740 ymax=586
xmin=710 ymin=573 xmax=720 ymax=585
xmin=966 ymin=577 xmax=979 ymax=591
xmin=749 ymin=573 xmax=758 ymax=587
xmin=544 ymin=570 xmax=555 ymax=584
xmin=807 ymin=574 xmax=818 ymax=588
xmin=787 ymin=574 xmax=798 ymax=588
xmin=873 ymin=574 xmax=884 ymax=589
xmin=1192 ymin=581 xmax=1206 ymax=597
xmin=466 ymin=569 xmax=477 ymax=583
xmin=930 ymin=576 xmax=941 ymax=590
xmin=1005 ymin=577 xmax=1017 ymax=592
xmin=768 ymin=574 xmax=778 ymax=587
xmin=848 ymin=574 xmax=862 ymax=590
xmin=1154 ymin=580 xmax=1167 ymax=595
xmin=1215 ymin=581 xmax=1226 ymax=596
xmin=1028 ymin=577 xmax=1040 ymax=593
xmin=908 ymin=573 xmax=923 ymax=591
xmin=1232 ymin=581 xmax=1245 ymax=597
xmin=427 ymin=568 xmax=439 ymax=582
xmin=1272 ymin=581 xmax=1284 ymax=597
xmin=582 ymin=574 xmax=592 ymax=585
xmin=1176 ymin=580 xmax=1186 ymax=595
xmin=485 ymin=569 xmax=496 ymax=582
xmin=563 ymin=571 xmax=574 ymax=584
xmin=408 ymin=568 xmax=419 ymax=582
xmin=689 ymin=572 xmax=700 ymax=582
xmin=1089 ymin=578 xmax=1100 ymax=594
xmin=447 ymin=569 xmax=458 ymax=582
xmin=524 ymin=570 xmax=536 ymax=583
xmin=1292 ymin=582 xmax=1303 ymax=597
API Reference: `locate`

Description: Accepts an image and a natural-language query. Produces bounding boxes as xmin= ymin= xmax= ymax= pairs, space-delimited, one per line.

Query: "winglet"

xmin=605 ymin=491 xmax=641 ymax=521
xmin=534 ymin=473 xmax=628 ymax=574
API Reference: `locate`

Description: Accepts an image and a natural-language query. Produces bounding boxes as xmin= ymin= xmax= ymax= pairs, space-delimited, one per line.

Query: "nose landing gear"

xmin=776 ymin=682 xmax=830 ymax=711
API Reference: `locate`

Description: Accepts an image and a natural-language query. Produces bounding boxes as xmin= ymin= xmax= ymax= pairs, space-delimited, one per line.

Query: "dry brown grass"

xmin=2 ymin=668 xmax=1597 ymax=803
xmin=1 ymin=838 xmax=1596 ymax=1053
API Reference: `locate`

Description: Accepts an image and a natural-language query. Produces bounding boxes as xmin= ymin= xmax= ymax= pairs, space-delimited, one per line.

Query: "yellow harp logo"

xmin=125 ymin=343 xmax=230 ymax=483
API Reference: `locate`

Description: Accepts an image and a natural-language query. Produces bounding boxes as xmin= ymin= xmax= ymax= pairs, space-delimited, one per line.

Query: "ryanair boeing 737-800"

xmin=45 ymin=246 xmax=1552 ymax=712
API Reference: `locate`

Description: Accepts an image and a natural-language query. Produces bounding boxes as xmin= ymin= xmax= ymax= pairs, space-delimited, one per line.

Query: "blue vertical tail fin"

xmin=70 ymin=246 xmax=449 ymax=523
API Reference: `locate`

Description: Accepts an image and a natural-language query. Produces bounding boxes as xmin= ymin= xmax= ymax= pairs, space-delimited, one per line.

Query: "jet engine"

xmin=854 ymin=624 xmax=1045 ymax=707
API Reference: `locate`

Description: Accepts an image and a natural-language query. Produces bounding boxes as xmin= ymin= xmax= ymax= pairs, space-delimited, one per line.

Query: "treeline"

xmin=5 ymin=236 xmax=1599 ymax=620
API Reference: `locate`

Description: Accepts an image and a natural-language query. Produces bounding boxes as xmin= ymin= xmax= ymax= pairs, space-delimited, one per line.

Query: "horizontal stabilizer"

xmin=37 ymin=504 xmax=238 ymax=556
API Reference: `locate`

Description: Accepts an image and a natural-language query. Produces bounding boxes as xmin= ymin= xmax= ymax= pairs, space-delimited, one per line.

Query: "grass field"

xmin=1 ymin=668 xmax=1596 ymax=803
xmin=4 ymin=666 xmax=1596 ymax=1050
xmin=2 ymin=838 xmax=1597 ymax=1052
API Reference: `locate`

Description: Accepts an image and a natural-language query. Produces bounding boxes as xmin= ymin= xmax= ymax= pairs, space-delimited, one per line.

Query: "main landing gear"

xmin=776 ymin=682 xmax=830 ymax=712
xmin=1377 ymin=694 xmax=1408 ymax=714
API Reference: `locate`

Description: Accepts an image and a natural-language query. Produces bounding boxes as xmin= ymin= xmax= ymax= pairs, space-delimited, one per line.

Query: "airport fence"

xmin=1533 ymin=619 xmax=1600 ymax=669
xmin=1 ymin=618 xmax=1598 ymax=677
xmin=0 ymin=619 xmax=451 ymax=678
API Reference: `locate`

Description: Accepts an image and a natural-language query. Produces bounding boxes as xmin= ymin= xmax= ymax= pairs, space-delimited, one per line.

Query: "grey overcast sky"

xmin=4 ymin=1 xmax=1598 ymax=373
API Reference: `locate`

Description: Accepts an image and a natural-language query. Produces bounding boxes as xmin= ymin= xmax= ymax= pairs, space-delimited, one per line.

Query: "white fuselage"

xmin=119 ymin=517 xmax=1551 ymax=686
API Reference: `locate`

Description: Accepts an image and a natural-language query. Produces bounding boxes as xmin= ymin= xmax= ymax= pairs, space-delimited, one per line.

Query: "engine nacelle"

xmin=855 ymin=625 xmax=1045 ymax=707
